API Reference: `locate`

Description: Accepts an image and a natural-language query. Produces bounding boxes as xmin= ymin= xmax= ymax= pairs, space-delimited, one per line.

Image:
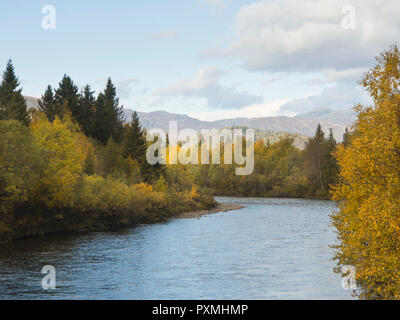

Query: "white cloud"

xmin=190 ymin=99 xmax=290 ymax=121
xmin=221 ymin=0 xmax=400 ymax=73
xmin=150 ymin=31 xmax=178 ymax=40
xmin=279 ymin=83 xmax=372 ymax=114
xmin=322 ymin=68 xmax=365 ymax=83
xmin=156 ymin=67 xmax=263 ymax=109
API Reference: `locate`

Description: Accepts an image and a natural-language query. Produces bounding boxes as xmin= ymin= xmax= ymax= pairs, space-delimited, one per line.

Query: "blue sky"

xmin=1 ymin=0 xmax=397 ymax=120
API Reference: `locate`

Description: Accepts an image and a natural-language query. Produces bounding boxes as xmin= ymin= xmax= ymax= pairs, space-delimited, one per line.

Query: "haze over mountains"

xmin=126 ymin=108 xmax=353 ymax=141
xmin=26 ymin=96 xmax=353 ymax=141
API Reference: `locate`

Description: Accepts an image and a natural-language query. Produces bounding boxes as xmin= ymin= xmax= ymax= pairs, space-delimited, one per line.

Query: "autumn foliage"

xmin=332 ymin=46 xmax=400 ymax=299
xmin=0 ymin=112 xmax=215 ymax=244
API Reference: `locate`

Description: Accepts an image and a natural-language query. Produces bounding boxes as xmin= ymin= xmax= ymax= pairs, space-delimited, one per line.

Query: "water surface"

xmin=0 ymin=197 xmax=353 ymax=299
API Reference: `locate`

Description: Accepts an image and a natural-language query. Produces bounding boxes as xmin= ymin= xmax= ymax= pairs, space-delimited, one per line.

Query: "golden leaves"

xmin=332 ymin=46 xmax=400 ymax=299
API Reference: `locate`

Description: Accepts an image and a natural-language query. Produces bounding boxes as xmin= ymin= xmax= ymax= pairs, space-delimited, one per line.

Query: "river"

xmin=0 ymin=197 xmax=354 ymax=299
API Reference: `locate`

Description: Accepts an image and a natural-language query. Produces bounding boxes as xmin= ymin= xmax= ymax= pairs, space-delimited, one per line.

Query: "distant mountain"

xmin=24 ymin=96 xmax=39 ymax=109
xmin=24 ymin=96 xmax=349 ymax=141
xmin=126 ymin=109 xmax=347 ymax=141
xmin=295 ymin=107 xmax=356 ymax=127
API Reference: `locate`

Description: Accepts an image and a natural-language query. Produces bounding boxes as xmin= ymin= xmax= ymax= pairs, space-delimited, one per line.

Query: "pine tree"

xmin=124 ymin=112 xmax=147 ymax=160
xmin=342 ymin=127 xmax=351 ymax=147
xmin=2 ymin=60 xmax=19 ymax=91
xmin=323 ymin=128 xmax=338 ymax=188
xmin=38 ymin=85 xmax=58 ymax=122
xmin=123 ymin=111 xmax=154 ymax=182
xmin=151 ymin=134 xmax=167 ymax=178
xmin=77 ymin=85 xmax=96 ymax=136
xmin=93 ymin=78 xmax=125 ymax=144
xmin=303 ymin=124 xmax=327 ymax=193
xmin=54 ymin=74 xmax=79 ymax=120
xmin=0 ymin=60 xmax=30 ymax=125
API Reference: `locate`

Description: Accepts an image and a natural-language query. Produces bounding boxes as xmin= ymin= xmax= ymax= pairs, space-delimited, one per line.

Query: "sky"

xmin=0 ymin=0 xmax=398 ymax=120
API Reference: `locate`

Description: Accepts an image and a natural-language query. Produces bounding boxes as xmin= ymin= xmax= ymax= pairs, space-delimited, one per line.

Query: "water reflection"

xmin=0 ymin=197 xmax=353 ymax=299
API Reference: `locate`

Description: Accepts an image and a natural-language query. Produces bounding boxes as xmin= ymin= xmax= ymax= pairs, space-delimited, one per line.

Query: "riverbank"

xmin=0 ymin=199 xmax=244 ymax=246
xmin=0 ymin=190 xmax=217 ymax=246
xmin=175 ymin=202 xmax=244 ymax=219
xmin=212 ymin=193 xmax=331 ymax=200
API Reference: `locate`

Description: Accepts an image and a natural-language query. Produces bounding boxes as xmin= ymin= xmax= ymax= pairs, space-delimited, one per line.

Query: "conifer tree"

xmin=55 ymin=74 xmax=79 ymax=106
xmin=93 ymin=78 xmax=124 ymax=144
xmin=123 ymin=111 xmax=154 ymax=181
xmin=54 ymin=74 xmax=79 ymax=120
xmin=38 ymin=85 xmax=57 ymax=122
xmin=124 ymin=112 xmax=147 ymax=159
xmin=303 ymin=124 xmax=327 ymax=192
xmin=342 ymin=127 xmax=351 ymax=147
xmin=77 ymin=85 xmax=96 ymax=136
xmin=323 ymin=128 xmax=339 ymax=188
xmin=0 ymin=60 xmax=30 ymax=125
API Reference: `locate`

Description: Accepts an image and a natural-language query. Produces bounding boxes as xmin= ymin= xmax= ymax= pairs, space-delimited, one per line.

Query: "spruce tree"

xmin=303 ymin=124 xmax=327 ymax=192
xmin=77 ymin=85 xmax=96 ymax=136
xmin=0 ymin=60 xmax=30 ymax=125
xmin=342 ymin=127 xmax=351 ymax=147
xmin=152 ymin=134 xmax=167 ymax=178
xmin=93 ymin=78 xmax=124 ymax=144
xmin=54 ymin=74 xmax=79 ymax=120
xmin=123 ymin=111 xmax=154 ymax=181
xmin=38 ymin=85 xmax=57 ymax=122
xmin=323 ymin=128 xmax=339 ymax=188
xmin=124 ymin=111 xmax=147 ymax=160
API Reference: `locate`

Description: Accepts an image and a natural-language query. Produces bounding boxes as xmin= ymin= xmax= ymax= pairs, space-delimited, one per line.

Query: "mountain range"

xmin=128 ymin=109 xmax=353 ymax=141
xmin=25 ymin=96 xmax=354 ymax=141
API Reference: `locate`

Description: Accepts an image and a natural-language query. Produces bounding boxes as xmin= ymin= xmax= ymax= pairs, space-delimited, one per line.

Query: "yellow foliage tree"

xmin=30 ymin=114 xmax=85 ymax=208
xmin=332 ymin=46 xmax=400 ymax=299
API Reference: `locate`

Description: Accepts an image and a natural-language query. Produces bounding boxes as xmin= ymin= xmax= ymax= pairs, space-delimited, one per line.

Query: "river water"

xmin=0 ymin=197 xmax=354 ymax=299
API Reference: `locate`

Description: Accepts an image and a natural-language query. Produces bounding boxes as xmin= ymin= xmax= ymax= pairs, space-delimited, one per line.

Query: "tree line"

xmin=0 ymin=58 xmax=342 ymax=247
xmin=166 ymin=124 xmax=340 ymax=199
xmin=0 ymin=61 xmax=215 ymax=244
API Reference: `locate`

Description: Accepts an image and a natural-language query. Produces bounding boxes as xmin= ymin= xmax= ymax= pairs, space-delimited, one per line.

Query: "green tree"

xmin=77 ymin=85 xmax=96 ymax=137
xmin=323 ymin=128 xmax=339 ymax=189
xmin=54 ymin=75 xmax=79 ymax=119
xmin=342 ymin=127 xmax=351 ymax=147
xmin=101 ymin=137 xmax=127 ymax=177
xmin=0 ymin=120 xmax=45 ymax=207
xmin=0 ymin=60 xmax=30 ymax=125
xmin=123 ymin=112 xmax=150 ymax=180
xmin=303 ymin=124 xmax=327 ymax=192
xmin=93 ymin=78 xmax=124 ymax=144
xmin=38 ymin=85 xmax=58 ymax=122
